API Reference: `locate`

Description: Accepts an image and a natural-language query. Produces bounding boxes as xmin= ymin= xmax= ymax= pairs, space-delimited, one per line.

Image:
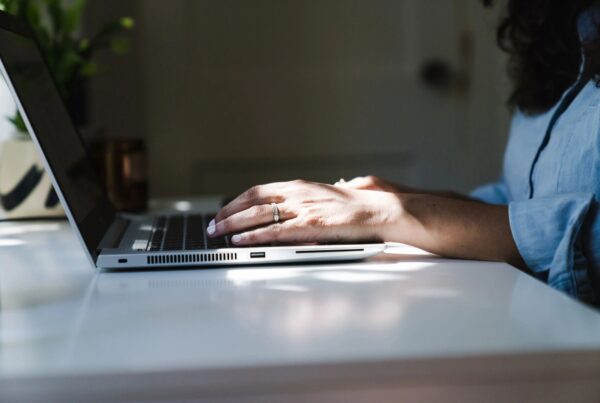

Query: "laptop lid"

xmin=0 ymin=11 xmax=116 ymax=264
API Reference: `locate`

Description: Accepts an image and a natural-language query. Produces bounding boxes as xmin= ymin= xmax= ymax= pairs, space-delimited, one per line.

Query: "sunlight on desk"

xmin=0 ymin=238 xmax=25 ymax=247
xmin=226 ymin=268 xmax=303 ymax=282
xmin=0 ymin=222 xmax=62 ymax=237
xmin=312 ymin=270 xmax=406 ymax=283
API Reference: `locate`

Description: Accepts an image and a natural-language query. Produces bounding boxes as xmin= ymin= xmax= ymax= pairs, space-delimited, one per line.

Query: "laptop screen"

xmin=0 ymin=14 xmax=116 ymax=262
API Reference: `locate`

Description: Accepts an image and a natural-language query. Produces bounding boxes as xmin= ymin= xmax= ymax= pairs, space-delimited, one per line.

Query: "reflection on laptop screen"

xmin=0 ymin=25 xmax=115 ymax=259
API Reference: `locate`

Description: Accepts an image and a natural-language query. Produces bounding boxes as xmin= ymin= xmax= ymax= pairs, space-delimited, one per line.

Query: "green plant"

xmin=0 ymin=0 xmax=134 ymax=134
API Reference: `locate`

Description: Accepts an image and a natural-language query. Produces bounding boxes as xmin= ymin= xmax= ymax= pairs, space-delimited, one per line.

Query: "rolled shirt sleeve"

xmin=509 ymin=193 xmax=598 ymax=304
xmin=470 ymin=178 xmax=509 ymax=205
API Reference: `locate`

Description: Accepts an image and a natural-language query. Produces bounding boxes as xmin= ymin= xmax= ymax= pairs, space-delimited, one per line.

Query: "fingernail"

xmin=231 ymin=234 xmax=242 ymax=244
xmin=206 ymin=219 xmax=216 ymax=235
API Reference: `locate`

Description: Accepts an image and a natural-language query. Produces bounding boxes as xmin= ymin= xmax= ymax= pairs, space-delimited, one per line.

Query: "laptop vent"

xmin=147 ymin=253 xmax=238 ymax=265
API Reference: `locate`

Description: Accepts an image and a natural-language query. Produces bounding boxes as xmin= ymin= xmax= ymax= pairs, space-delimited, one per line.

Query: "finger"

xmin=208 ymin=203 xmax=295 ymax=237
xmin=215 ymin=183 xmax=284 ymax=223
xmin=230 ymin=220 xmax=301 ymax=246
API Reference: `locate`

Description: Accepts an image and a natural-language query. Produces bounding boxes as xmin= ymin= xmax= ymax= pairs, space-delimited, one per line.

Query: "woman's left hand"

xmin=207 ymin=180 xmax=401 ymax=246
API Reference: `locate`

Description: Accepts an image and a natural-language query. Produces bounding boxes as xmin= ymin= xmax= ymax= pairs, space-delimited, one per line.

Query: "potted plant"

xmin=0 ymin=0 xmax=133 ymax=220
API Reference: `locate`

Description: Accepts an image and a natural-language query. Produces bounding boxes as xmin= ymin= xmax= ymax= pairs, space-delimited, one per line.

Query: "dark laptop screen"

xmin=0 ymin=14 xmax=116 ymax=262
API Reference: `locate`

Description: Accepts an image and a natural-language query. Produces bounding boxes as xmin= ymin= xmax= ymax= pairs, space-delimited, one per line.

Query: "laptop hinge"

xmin=97 ymin=216 xmax=129 ymax=251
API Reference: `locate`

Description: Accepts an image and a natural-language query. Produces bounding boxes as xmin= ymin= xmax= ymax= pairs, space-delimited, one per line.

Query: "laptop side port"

xmin=118 ymin=258 xmax=128 ymax=264
xmin=250 ymin=252 xmax=266 ymax=259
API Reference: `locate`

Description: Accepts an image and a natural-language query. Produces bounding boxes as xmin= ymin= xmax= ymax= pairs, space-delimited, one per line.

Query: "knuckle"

xmin=247 ymin=205 xmax=262 ymax=219
xmin=302 ymin=214 xmax=325 ymax=228
xmin=245 ymin=231 xmax=258 ymax=243
xmin=271 ymin=224 xmax=284 ymax=241
xmin=281 ymin=203 xmax=295 ymax=219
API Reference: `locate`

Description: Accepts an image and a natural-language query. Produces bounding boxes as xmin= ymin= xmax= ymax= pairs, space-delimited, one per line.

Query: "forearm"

xmin=381 ymin=193 xmax=526 ymax=269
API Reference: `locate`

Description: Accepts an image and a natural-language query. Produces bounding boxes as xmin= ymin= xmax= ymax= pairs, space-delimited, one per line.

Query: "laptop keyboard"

xmin=149 ymin=214 xmax=230 ymax=251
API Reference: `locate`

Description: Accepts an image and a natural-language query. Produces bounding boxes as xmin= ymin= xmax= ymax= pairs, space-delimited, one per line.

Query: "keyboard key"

xmin=148 ymin=213 xmax=232 ymax=252
xmin=207 ymin=235 xmax=229 ymax=249
xmin=163 ymin=215 xmax=184 ymax=250
xmin=185 ymin=214 xmax=206 ymax=250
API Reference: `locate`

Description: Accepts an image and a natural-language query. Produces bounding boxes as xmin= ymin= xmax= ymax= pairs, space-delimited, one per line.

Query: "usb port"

xmin=118 ymin=259 xmax=128 ymax=264
xmin=250 ymin=252 xmax=266 ymax=259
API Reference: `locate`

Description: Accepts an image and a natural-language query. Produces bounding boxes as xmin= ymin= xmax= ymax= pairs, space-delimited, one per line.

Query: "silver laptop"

xmin=0 ymin=12 xmax=385 ymax=269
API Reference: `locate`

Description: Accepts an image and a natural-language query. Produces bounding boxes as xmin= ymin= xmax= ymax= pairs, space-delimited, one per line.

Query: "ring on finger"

xmin=271 ymin=203 xmax=281 ymax=223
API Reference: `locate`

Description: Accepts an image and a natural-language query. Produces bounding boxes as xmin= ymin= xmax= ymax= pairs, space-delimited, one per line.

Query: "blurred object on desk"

xmin=93 ymin=138 xmax=148 ymax=212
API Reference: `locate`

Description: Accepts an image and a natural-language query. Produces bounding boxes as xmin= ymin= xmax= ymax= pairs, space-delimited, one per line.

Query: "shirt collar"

xmin=578 ymin=4 xmax=600 ymax=43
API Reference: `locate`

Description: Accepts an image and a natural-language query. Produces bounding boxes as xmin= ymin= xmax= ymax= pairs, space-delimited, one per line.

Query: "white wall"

xmin=88 ymin=0 xmax=511 ymax=197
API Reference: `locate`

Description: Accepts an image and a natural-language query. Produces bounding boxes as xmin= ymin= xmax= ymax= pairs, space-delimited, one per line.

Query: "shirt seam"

xmin=529 ymin=83 xmax=593 ymax=198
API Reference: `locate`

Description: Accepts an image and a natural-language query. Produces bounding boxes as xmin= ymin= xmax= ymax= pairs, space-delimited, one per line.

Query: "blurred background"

xmin=0 ymin=0 xmax=511 ymax=200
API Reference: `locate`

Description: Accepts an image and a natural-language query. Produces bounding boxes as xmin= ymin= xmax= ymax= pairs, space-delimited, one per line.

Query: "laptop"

xmin=0 ymin=11 xmax=385 ymax=269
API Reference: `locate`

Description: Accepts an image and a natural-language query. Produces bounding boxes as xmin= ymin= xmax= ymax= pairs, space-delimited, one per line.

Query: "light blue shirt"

xmin=471 ymin=8 xmax=600 ymax=306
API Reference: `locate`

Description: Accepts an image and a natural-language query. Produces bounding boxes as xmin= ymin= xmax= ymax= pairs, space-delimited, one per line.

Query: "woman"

xmin=207 ymin=0 xmax=600 ymax=306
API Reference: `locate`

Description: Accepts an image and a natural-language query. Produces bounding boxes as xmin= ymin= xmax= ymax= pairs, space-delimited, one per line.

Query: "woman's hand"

xmin=207 ymin=180 xmax=401 ymax=246
xmin=206 ymin=178 xmax=525 ymax=269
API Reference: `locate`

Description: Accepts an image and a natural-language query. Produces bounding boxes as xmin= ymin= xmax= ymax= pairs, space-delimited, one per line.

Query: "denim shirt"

xmin=471 ymin=8 xmax=600 ymax=305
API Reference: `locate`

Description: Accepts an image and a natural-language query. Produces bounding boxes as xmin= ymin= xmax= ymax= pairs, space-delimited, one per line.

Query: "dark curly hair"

xmin=484 ymin=0 xmax=600 ymax=114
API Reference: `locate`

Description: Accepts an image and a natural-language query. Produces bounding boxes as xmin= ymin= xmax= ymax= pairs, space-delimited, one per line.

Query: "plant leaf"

xmin=8 ymin=112 xmax=28 ymax=134
xmin=120 ymin=17 xmax=135 ymax=29
xmin=79 ymin=37 xmax=90 ymax=52
xmin=65 ymin=0 xmax=87 ymax=35
xmin=79 ymin=61 xmax=97 ymax=77
xmin=24 ymin=1 xmax=41 ymax=28
xmin=47 ymin=0 xmax=64 ymax=37
xmin=88 ymin=17 xmax=134 ymax=51
xmin=110 ymin=37 xmax=131 ymax=54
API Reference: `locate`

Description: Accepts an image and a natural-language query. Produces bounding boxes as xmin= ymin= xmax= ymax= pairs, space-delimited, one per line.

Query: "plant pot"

xmin=0 ymin=137 xmax=64 ymax=220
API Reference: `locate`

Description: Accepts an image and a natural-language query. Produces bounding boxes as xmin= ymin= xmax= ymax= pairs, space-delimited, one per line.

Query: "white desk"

xmin=2 ymin=200 xmax=600 ymax=402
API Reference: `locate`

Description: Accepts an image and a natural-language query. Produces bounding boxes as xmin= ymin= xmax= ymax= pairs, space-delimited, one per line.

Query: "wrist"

xmin=366 ymin=191 xmax=410 ymax=242
xmin=376 ymin=192 xmax=425 ymax=243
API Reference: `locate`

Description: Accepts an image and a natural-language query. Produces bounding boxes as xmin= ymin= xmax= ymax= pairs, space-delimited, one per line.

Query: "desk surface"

xmin=2 ymin=200 xmax=600 ymax=402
